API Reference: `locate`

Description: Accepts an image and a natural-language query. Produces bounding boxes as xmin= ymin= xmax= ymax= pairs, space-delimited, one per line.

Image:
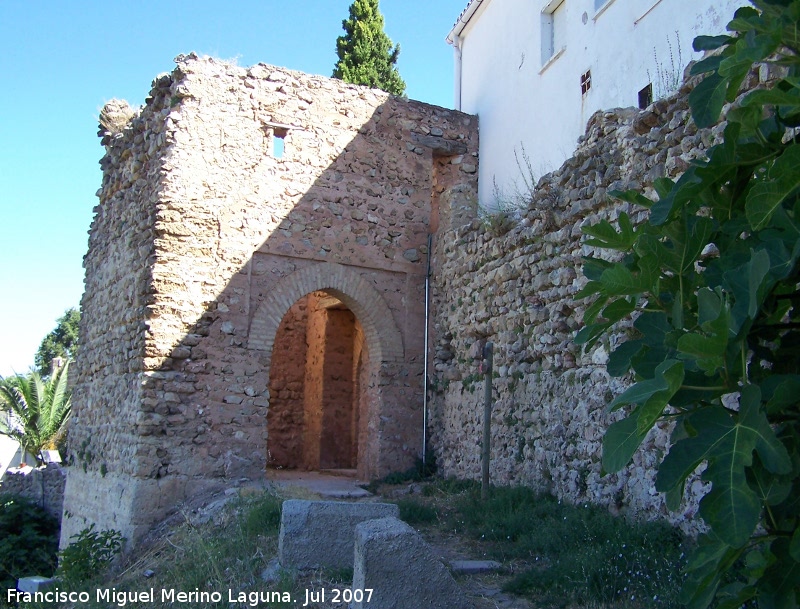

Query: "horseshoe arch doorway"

xmin=248 ymin=262 xmax=404 ymax=479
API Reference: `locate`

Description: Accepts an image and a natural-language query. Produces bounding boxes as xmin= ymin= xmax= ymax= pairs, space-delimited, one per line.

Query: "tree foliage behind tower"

xmin=35 ymin=307 xmax=80 ymax=376
xmin=332 ymin=0 xmax=406 ymax=96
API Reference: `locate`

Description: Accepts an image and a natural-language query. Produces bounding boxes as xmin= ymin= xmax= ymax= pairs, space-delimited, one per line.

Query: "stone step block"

xmin=450 ymin=559 xmax=502 ymax=574
xmin=16 ymin=576 xmax=56 ymax=593
xmin=278 ymin=499 xmax=398 ymax=570
xmin=353 ymin=516 xmax=470 ymax=609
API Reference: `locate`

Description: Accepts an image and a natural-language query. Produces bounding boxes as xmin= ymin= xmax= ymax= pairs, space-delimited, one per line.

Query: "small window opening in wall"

xmin=272 ymin=127 xmax=288 ymax=159
xmin=580 ymin=70 xmax=592 ymax=95
xmin=638 ymin=83 xmax=653 ymax=109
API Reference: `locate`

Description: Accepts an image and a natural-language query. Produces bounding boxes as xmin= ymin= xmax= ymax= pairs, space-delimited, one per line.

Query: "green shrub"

xmin=324 ymin=567 xmax=353 ymax=584
xmin=503 ymin=517 xmax=684 ymax=608
xmin=240 ymin=492 xmax=282 ymax=537
xmin=363 ymin=455 xmax=436 ymax=493
xmin=137 ymin=491 xmax=290 ymax=604
xmin=396 ymin=498 xmax=438 ymax=524
xmin=0 ymin=494 xmax=59 ymax=590
xmin=57 ymin=525 xmax=124 ymax=584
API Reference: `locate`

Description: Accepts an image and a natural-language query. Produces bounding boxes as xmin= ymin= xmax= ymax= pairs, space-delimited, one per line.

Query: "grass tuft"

xmin=396 ymin=497 xmax=438 ymax=525
xmin=446 ymin=485 xmax=685 ymax=608
xmin=362 ymin=454 xmax=436 ymax=494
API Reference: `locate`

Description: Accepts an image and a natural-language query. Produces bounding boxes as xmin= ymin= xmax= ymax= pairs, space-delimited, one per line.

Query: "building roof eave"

xmin=446 ymin=0 xmax=485 ymax=45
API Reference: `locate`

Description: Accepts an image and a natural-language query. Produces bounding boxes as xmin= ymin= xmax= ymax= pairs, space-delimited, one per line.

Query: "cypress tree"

xmin=332 ymin=0 xmax=406 ymax=96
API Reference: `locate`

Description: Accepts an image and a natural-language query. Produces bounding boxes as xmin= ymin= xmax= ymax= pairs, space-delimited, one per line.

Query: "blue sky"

xmin=0 ymin=0 xmax=467 ymax=376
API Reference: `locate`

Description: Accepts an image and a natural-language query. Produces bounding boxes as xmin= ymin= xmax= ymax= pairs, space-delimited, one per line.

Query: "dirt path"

xmin=178 ymin=472 xmax=535 ymax=608
xmin=254 ymin=472 xmax=534 ymax=607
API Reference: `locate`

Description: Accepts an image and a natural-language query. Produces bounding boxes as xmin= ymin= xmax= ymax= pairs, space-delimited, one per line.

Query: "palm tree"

xmin=0 ymin=361 xmax=72 ymax=465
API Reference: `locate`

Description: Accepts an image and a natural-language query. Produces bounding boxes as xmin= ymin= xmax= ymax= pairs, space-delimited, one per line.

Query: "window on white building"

xmin=581 ymin=70 xmax=592 ymax=95
xmin=594 ymin=0 xmax=609 ymax=10
xmin=541 ymin=0 xmax=566 ymax=66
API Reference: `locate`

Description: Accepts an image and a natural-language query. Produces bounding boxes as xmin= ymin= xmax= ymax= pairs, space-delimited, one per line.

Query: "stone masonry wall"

xmin=0 ymin=464 xmax=66 ymax=523
xmin=318 ymin=307 xmax=357 ymax=469
xmin=64 ymin=54 xmax=478 ymax=547
xmin=429 ymin=69 xmax=757 ymax=531
xmin=352 ymin=324 xmax=367 ymax=467
xmin=302 ymin=292 xmax=326 ymax=471
xmin=266 ymin=298 xmax=308 ymax=467
xmin=62 ymin=89 xmax=170 ymax=542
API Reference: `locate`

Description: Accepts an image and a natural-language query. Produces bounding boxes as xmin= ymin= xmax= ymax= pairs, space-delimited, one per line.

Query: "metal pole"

xmin=422 ymin=233 xmax=433 ymax=469
xmin=481 ymin=342 xmax=493 ymax=500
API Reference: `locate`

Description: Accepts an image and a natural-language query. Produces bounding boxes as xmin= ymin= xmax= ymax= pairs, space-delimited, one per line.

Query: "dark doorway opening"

xmin=266 ymin=291 xmax=367 ymax=471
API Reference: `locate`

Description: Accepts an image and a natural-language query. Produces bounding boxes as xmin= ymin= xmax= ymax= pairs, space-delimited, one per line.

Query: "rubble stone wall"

xmin=62 ymin=84 xmax=169 ymax=543
xmin=302 ymin=292 xmax=327 ymax=471
xmin=65 ymin=50 xmax=749 ymax=546
xmin=428 ymin=72 xmax=744 ymax=531
xmin=0 ymin=464 xmax=66 ymax=523
xmin=266 ymin=298 xmax=308 ymax=467
xmin=63 ymin=54 xmax=478 ymax=547
xmin=318 ymin=307 xmax=357 ymax=469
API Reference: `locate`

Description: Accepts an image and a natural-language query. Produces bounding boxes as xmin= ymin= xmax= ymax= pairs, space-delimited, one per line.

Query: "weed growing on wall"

xmin=648 ymin=31 xmax=684 ymax=101
xmin=484 ymin=146 xmax=541 ymax=237
xmin=577 ymin=2 xmax=800 ymax=606
xmin=480 ymin=201 xmax=519 ymax=238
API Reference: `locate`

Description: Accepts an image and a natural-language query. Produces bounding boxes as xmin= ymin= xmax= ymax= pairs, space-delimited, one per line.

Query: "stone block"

xmin=278 ymin=500 xmax=398 ymax=570
xmin=16 ymin=576 xmax=56 ymax=593
xmin=450 ymin=559 xmax=501 ymax=574
xmin=353 ymin=517 xmax=469 ymax=609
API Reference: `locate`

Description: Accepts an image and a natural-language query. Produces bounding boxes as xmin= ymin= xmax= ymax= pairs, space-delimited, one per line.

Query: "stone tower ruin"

xmin=61 ymin=54 xmax=478 ymax=546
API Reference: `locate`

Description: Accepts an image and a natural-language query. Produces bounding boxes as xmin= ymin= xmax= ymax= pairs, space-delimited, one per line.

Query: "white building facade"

xmin=448 ymin=0 xmax=748 ymax=207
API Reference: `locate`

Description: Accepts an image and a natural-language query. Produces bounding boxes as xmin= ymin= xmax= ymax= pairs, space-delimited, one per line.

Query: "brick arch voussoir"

xmin=247 ymin=262 xmax=404 ymax=365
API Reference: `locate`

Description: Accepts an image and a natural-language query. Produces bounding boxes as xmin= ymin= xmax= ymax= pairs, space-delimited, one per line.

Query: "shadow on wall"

xmin=61 ymin=54 xmax=478 ymax=547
